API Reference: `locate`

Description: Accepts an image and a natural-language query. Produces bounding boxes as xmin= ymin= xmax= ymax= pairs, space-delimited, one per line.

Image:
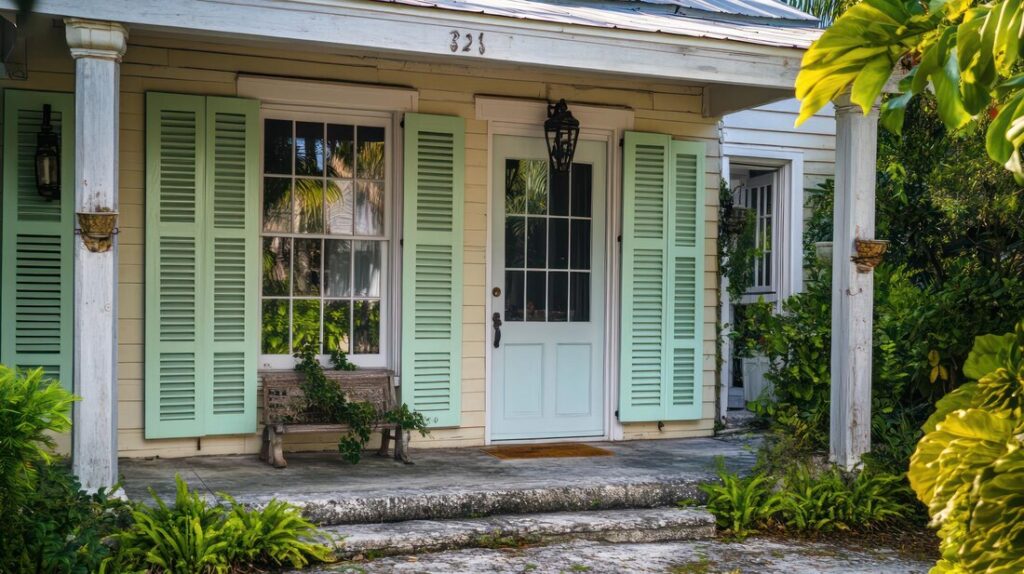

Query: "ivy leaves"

xmin=796 ymin=0 xmax=1024 ymax=181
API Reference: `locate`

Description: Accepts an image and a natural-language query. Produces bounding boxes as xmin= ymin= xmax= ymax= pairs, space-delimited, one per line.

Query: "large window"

xmin=260 ymin=115 xmax=389 ymax=368
xmin=734 ymin=173 xmax=775 ymax=294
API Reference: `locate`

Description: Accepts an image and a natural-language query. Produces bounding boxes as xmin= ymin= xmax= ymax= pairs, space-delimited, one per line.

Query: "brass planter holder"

xmin=851 ymin=239 xmax=888 ymax=273
xmin=76 ymin=210 xmax=119 ymax=253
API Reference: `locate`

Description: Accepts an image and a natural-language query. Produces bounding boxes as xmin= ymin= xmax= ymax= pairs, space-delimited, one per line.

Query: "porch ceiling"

xmin=16 ymin=0 xmax=815 ymax=105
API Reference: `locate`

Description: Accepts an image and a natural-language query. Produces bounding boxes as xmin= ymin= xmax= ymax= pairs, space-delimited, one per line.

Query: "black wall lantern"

xmin=35 ymin=104 xmax=60 ymax=201
xmin=544 ymin=99 xmax=580 ymax=173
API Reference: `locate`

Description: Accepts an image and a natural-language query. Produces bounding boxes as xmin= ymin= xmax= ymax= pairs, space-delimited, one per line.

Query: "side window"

xmin=734 ymin=173 xmax=775 ymax=294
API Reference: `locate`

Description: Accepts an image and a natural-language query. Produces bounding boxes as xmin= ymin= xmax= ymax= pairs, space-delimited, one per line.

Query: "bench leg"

xmin=260 ymin=425 xmax=271 ymax=462
xmin=394 ymin=427 xmax=412 ymax=465
xmin=268 ymin=425 xmax=287 ymax=469
xmin=376 ymin=428 xmax=392 ymax=457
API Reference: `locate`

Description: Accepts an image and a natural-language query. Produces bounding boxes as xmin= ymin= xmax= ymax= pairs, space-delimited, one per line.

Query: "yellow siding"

xmin=4 ymin=21 xmax=721 ymax=457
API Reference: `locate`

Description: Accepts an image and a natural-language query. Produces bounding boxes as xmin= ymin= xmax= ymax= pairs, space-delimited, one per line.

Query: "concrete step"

xmin=288 ymin=477 xmax=713 ymax=526
xmin=327 ymin=507 xmax=716 ymax=558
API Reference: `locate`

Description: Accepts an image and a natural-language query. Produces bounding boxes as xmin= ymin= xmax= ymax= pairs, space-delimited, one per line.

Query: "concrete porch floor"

xmin=119 ymin=434 xmax=758 ymax=524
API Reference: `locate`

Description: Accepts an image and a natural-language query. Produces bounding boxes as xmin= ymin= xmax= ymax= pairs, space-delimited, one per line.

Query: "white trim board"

xmin=238 ymin=75 xmax=419 ymax=112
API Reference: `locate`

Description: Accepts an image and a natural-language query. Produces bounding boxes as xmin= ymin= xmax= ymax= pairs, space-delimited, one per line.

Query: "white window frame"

xmin=733 ymin=171 xmax=778 ymax=298
xmin=240 ymin=76 xmax=418 ymax=372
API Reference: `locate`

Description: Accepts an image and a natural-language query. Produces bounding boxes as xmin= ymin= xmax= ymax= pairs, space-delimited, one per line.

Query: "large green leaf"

xmin=964 ymin=332 xmax=1015 ymax=380
xmin=922 ymin=382 xmax=979 ymax=433
xmin=959 ymin=446 xmax=1024 ymax=573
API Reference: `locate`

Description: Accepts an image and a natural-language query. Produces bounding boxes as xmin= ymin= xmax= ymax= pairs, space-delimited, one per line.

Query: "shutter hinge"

xmin=400 ymin=117 xmax=405 ymax=129
xmin=617 ymin=234 xmax=622 ymax=243
xmin=614 ymin=409 xmax=620 ymax=420
xmin=400 ymin=238 xmax=404 ymax=247
xmin=619 ymin=137 xmax=624 ymax=148
xmin=657 ymin=421 xmax=665 ymax=432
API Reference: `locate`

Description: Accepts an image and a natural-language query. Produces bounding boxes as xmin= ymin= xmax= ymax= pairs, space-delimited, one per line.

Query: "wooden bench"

xmin=259 ymin=370 xmax=411 ymax=468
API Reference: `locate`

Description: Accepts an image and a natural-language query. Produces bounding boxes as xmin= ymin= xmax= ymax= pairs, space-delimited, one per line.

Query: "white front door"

xmin=490 ymin=135 xmax=607 ymax=441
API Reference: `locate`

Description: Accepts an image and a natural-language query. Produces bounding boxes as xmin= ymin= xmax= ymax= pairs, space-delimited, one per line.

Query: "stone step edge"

xmin=325 ymin=507 xmax=717 ymax=558
xmin=278 ymin=479 xmax=712 ymax=526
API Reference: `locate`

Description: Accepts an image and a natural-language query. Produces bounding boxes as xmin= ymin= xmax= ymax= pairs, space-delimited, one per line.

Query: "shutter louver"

xmin=145 ymin=93 xmax=258 ymax=439
xmin=402 ymin=113 xmax=464 ymax=428
xmin=619 ymin=133 xmax=705 ymax=422
xmin=1 ymin=90 xmax=75 ymax=391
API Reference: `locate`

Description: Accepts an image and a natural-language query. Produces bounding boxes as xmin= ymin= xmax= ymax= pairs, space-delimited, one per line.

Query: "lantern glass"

xmin=544 ymin=99 xmax=580 ymax=173
xmin=35 ymin=104 xmax=60 ymax=201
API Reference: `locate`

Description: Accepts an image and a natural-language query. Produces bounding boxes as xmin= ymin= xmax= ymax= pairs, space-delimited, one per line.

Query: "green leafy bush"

xmin=698 ymin=463 xmax=782 ymax=538
xmin=105 ymin=475 xmax=334 ymax=573
xmin=909 ymin=322 xmax=1024 ymax=573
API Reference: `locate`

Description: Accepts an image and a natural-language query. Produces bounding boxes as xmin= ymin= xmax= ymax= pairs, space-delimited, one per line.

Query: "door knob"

xmin=492 ymin=312 xmax=503 ymax=348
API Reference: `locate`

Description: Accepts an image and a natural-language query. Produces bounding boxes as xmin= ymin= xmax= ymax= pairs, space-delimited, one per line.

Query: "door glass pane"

xmin=262 ymin=237 xmax=291 ymax=296
xmin=570 ymin=163 xmax=592 ymax=217
xmin=295 ymin=121 xmax=324 ymax=176
xmin=263 ymin=177 xmax=291 ymax=233
xmin=292 ymin=299 xmax=321 ymax=352
xmin=549 ymin=169 xmax=569 ymax=216
xmin=324 ymin=239 xmax=351 ymax=298
xmin=357 ymin=127 xmax=386 ymax=180
xmin=261 ymin=300 xmax=289 ymax=354
xmin=505 ymin=216 xmax=525 ymax=268
xmin=353 ymin=240 xmax=382 ymax=297
xmin=548 ymin=218 xmax=568 ymax=269
xmin=325 ymin=179 xmax=353 ymax=235
xmin=353 ymin=300 xmax=380 ymax=354
xmin=570 ymin=272 xmax=590 ymax=322
xmin=293 ymin=238 xmax=322 ymax=296
xmin=526 ymin=218 xmax=546 ymax=268
xmin=326 ymin=124 xmax=354 ymax=178
xmin=263 ymin=119 xmax=292 ymax=175
xmin=505 ymin=159 xmax=547 ymax=214
xmin=294 ymin=179 xmax=324 ymax=233
xmin=324 ymin=300 xmax=351 ymax=353
xmin=505 ymin=270 xmax=524 ymax=321
xmin=570 ymin=220 xmax=591 ymax=271
xmin=355 ymin=180 xmax=385 ymax=235
xmin=548 ymin=272 xmax=568 ymax=322
xmin=526 ymin=271 xmax=546 ymax=322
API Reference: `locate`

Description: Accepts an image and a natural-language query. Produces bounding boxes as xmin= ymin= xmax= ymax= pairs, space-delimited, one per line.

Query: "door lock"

xmin=492 ymin=312 xmax=503 ymax=348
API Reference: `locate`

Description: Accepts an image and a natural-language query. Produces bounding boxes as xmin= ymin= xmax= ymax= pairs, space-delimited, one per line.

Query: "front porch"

xmin=119 ymin=435 xmax=758 ymax=524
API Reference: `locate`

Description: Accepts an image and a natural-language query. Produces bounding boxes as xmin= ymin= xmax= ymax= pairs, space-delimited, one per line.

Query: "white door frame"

xmin=476 ymin=97 xmax=634 ymax=444
xmin=719 ymin=144 xmax=805 ymax=420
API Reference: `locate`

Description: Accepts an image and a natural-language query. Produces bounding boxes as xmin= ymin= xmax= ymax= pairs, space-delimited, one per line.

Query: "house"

xmin=0 ymin=0 xmax=880 ymax=492
xmin=719 ymin=99 xmax=837 ymax=415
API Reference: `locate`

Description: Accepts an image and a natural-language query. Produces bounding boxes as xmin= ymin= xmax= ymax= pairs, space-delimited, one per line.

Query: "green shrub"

xmin=698 ymin=464 xmax=782 ymax=538
xmin=105 ymin=475 xmax=334 ymax=573
xmin=908 ymin=322 xmax=1024 ymax=573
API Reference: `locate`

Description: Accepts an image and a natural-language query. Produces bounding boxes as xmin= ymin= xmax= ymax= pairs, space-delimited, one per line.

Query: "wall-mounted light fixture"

xmin=544 ymin=99 xmax=580 ymax=173
xmin=76 ymin=209 xmax=119 ymax=253
xmin=35 ymin=104 xmax=60 ymax=201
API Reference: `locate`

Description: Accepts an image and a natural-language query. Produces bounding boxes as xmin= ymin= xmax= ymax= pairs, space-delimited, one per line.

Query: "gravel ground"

xmin=310 ymin=536 xmax=933 ymax=574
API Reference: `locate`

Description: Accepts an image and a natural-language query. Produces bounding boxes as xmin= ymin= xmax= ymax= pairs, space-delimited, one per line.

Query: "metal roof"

xmin=372 ymin=0 xmax=823 ymax=49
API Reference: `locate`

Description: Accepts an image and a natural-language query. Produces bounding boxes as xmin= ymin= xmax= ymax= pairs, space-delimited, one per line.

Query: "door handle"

xmin=492 ymin=312 xmax=503 ymax=348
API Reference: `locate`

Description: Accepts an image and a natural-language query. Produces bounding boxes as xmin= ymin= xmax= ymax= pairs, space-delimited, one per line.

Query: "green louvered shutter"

xmin=145 ymin=92 xmax=206 ymax=439
xmin=619 ymin=133 xmax=705 ymax=422
xmin=202 ymin=97 xmax=259 ymax=435
xmin=1 ymin=90 xmax=75 ymax=390
xmin=401 ymin=113 xmax=464 ymax=428
xmin=665 ymin=140 xmax=705 ymax=420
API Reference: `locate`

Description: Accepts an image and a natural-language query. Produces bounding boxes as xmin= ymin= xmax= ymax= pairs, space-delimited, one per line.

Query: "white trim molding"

xmin=475 ymin=96 xmax=635 ymax=132
xmin=237 ymin=75 xmax=418 ymax=112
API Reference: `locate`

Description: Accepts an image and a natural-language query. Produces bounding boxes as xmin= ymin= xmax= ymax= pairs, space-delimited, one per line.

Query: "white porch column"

xmin=829 ymin=92 xmax=879 ymax=470
xmin=65 ymin=19 xmax=127 ymax=491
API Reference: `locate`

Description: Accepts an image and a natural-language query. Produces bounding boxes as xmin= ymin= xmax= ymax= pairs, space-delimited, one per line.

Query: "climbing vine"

xmin=718 ymin=178 xmax=761 ymax=301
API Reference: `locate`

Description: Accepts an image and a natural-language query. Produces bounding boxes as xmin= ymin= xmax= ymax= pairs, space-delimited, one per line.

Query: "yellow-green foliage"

xmin=909 ymin=322 xmax=1024 ymax=573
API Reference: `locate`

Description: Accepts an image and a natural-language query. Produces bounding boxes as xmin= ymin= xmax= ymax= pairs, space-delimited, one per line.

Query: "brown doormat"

xmin=482 ymin=443 xmax=614 ymax=460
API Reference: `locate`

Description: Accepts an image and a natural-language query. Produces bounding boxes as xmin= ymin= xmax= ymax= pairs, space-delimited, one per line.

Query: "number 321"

xmin=449 ymin=31 xmax=485 ymax=55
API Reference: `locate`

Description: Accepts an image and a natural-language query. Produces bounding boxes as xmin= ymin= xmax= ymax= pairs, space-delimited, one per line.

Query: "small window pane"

xmin=505 ymin=216 xmax=526 ymax=268
xmin=324 ymin=239 xmax=351 ymax=298
xmin=357 ymin=127 xmax=386 ymax=180
xmin=293 ymin=238 xmax=322 ymax=296
xmin=505 ymin=270 xmax=524 ymax=321
xmin=570 ymin=220 xmax=591 ymax=270
xmin=548 ymin=218 xmax=568 ymax=269
xmin=526 ymin=218 xmax=546 ymax=269
xmin=570 ymin=272 xmax=590 ymax=322
xmin=261 ymin=300 xmax=289 ymax=354
xmin=292 ymin=299 xmax=321 ymax=352
xmin=355 ymin=181 xmax=384 ymax=236
xmin=548 ymin=272 xmax=568 ymax=322
xmin=293 ymin=179 xmax=324 ymax=233
xmin=505 ymin=160 xmax=525 ymax=214
xmin=353 ymin=300 xmax=380 ymax=354
xmin=324 ymin=300 xmax=351 ymax=354
xmin=263 ymin=119 xmax=292 ymax=175
xmin=506 ymin=159 xmax=547 ymax=214
xmin=353 ymin=240 xmax=382 ymax=297
xmin=262 ymin=177 xmax=291 ymax=233
xmin=571 ymin=163 xmax=592 ymax=217
xmin=325 ymin=179 xmax=353 ymax=235
xmin=295 ymin=121 xmax=324 ymax=176
xmin=549 ymin=168 xmax=569 ymax=216
xmin=262 ymin=237 xmax=290 ymax=296
xmin=526 ymin=271 xmax=546 ymax=322
xmin=326 ymin=124 xmax=354 ymax=178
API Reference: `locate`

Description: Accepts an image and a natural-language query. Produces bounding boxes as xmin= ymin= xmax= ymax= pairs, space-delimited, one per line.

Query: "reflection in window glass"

xmin=263 ymin=119 xmax=292 ymax=175
xmin=292 ymin=300 xmax=321 ymax=352
xmin=262 ymin=237 xmax=291 ymax=297
xmin=353 ymin=241 xmax=382 ymax=297
xmin=570 ymin=272 xmax=590 ymax=322
xmin=324 ymin=239 xmax=351 ymax=298
xmin=526 ymin=219 xmax=546 ymax=269
xmin=324 ymin=300 xmax=351 ymax=353
xmin=548 ymin=272 xmax=568 ymax=322
xmin=294 ymin=179 xmax=325 ymax=233
xmin=526 ymin=271 xmax=546 ymax=322
xmin=505 ymin=216 xmax=525 ymax=268
xmin=327 ymin=124 xmax=354 ymax=178
xmin=548 ymin=218 xmax=568 ymax=269
xmin=263 ymin=177 xmax=291 ymax=233
xmin=505 ymin=270 xmax=524 ymax=321
xmin=355 ymin=180 xmax=384 ymax=236
xmin=325 ymin=180 xmax=353 ymax=235
xmin=549 ymin=169 xmax=569 ymax=216
xmin=354 ymin=300 xmax=380 ymax=354
xmin=295 ymin=122 xmax=324 ymax=176
xmin=293 ymin=238 xmax=322 ymax=297
xmin=571 ymin=163 xmax=592 ymax=218
xmin=358 ymin=127 xmax=385 ymax=180
xmin=570 ymin=220 xmax=591 ymax=271
xmin=261 ymin=300 xmax=289 ymax=354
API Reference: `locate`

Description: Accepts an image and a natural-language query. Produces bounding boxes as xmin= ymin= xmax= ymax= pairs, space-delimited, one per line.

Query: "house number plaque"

xmin=449 ymin=30 xmax=485 ymax=55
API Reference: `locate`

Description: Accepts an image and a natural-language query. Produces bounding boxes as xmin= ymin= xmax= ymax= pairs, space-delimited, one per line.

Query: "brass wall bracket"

xmin=851 ymin=238 xmax=888 ymax=273
xmin=76 ymin=210 xmax=119 ymax=253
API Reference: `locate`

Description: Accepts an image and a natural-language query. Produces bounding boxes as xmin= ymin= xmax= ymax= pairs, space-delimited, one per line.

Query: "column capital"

xmin=65 ymin=18 xmax=127 ymax=62
xmin=832 ymin=90 xmax=880 ymax=117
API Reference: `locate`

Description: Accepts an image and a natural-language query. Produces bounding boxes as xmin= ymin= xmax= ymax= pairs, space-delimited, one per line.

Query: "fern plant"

xmin=697 ymin=462 xmax=783 ymax=538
